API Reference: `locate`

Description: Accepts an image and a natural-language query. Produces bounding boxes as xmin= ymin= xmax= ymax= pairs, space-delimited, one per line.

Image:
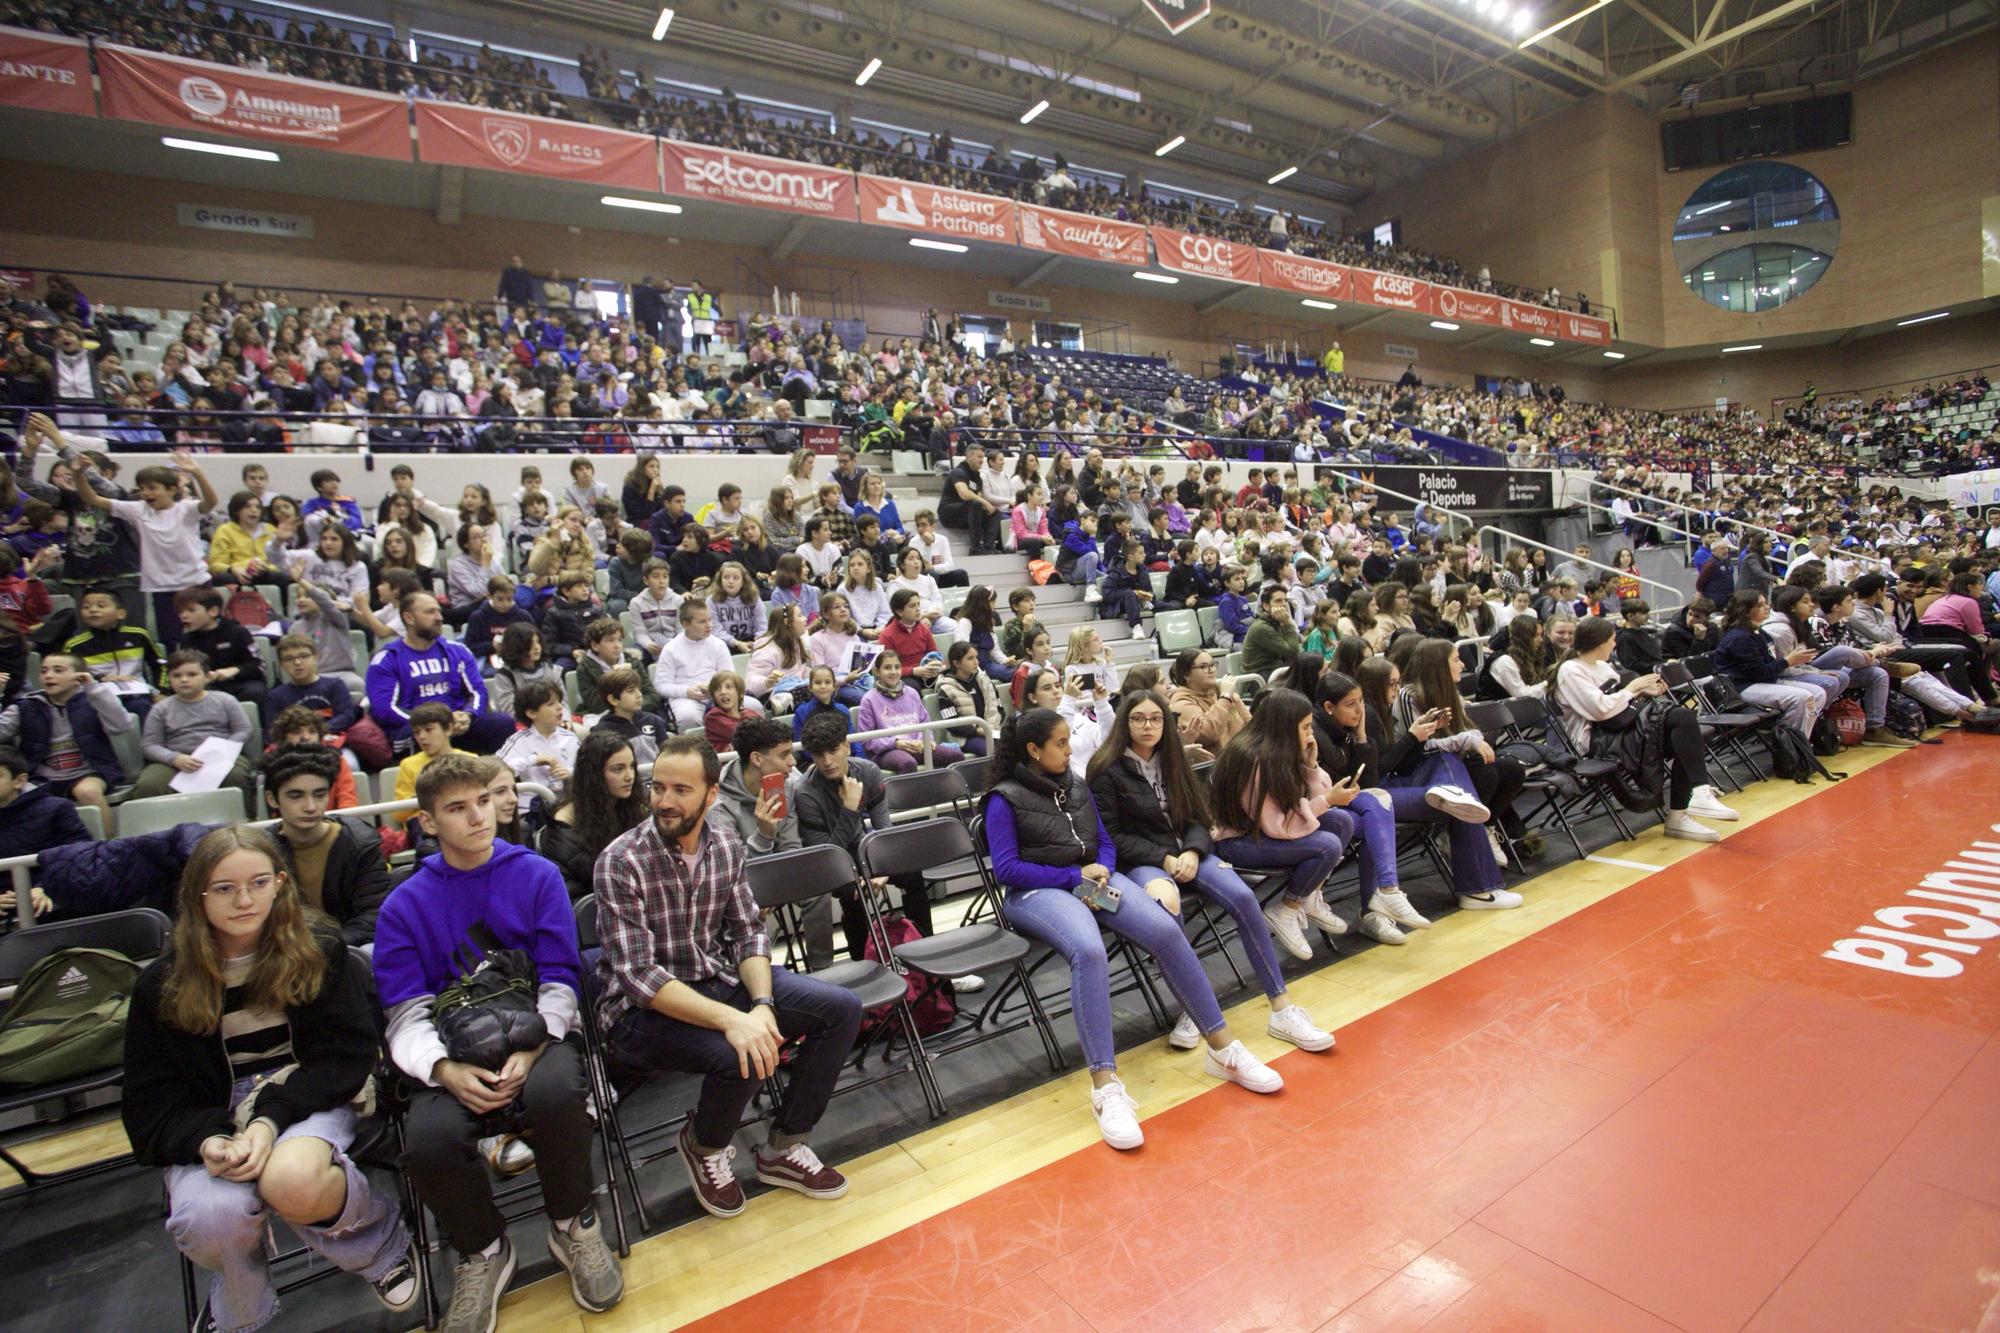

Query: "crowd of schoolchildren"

xmin=0 ymin=419 xmax=1995 ymax=1331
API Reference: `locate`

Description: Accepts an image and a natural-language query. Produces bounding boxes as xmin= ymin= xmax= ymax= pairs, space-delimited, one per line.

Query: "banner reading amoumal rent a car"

xmin=660 ymin=139 xmax=857 ymax=220
xmin=0 ymin=27 xmax=95 ymax=117
xmin=95 ymin=44 xmax=411 ymax=159
xmin=1016 ymin=203 xmax=1147 ymax=267
xmin=415 ymin=102 xmax=660 ymax=192
xmin=1149 ymin=226 xmax=1258 ymax=283
xmin=857 ymin=174 xmax=1014 ymax=244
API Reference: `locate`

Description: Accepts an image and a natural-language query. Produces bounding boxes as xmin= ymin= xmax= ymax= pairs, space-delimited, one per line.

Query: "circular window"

xmin=1673 ymin=162 xmax=1838 ymax=313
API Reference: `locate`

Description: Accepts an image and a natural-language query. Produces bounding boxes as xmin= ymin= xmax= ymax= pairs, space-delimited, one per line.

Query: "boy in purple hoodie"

xmin=373 ymin=754 xmax=623 ymax=1328
xmin=852 ymin=653 xmax=962 ymax=774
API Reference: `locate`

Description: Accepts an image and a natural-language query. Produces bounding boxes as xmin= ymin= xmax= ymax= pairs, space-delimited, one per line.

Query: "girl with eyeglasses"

xmin=124 ymin=826 xmax=418 ymax=1331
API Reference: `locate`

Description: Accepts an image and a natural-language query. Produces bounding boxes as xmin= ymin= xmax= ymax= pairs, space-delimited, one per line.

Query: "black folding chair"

xmin=569 ymin=895 xmax=668 ymax=1244
xmin=0 ymin=907 xmax=170 ymax=1197
xmin=1488 ymin=696 xmax=1637 ymax=861
xmin=880 ymin=766 xmax=983 ymax=901
xmin=177 ymin=947 xmax=439 ymax=1330
xmin=746 ymin=845 xmax=947 ymax=1118
xmin=1659 ymin=659 xmax=1763 ymax=787
xmin=857 ymin=818 xmax=1066 ymax=1076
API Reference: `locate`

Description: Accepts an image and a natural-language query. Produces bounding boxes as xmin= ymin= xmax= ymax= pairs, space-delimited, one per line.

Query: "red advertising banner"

xmin=1562 ymin=311 xmax=1613 ymax=345
xmin=856 ymin=174 xmax=1014 ymax=244
xmin=1017 ymin=204 xmax=1148 ymax=267
xmin=1350 ymin=267 xmax=1435 ymax=315
xmin=1498 ymin=299 xmax=1563 ymax=338
xmin=0 ymin=28 xmax=94 ymax=117
xmin=1430 ymin=286 xmax=1506 ymax=328
xmin=1149 ymin=226 xmax=1258 ymax=283
xmin=1257 ymin=249 xmax=1353 ymax=301
xmin=96 ymin=45 xmax=410 ymax=159
xmin=661 ymin=139 xmax=856 ymax=220
xmin=415 ymin=102 xmax=658 ymax=191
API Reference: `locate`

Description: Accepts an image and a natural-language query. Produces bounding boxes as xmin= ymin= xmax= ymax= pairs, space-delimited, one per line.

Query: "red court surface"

xmin=691 ymin=741 xmax=2000 ymax=1332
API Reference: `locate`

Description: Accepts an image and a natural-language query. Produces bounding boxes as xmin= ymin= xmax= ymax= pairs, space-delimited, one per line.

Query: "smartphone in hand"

xmin=760 ymin=769 xmax=787 ymax=821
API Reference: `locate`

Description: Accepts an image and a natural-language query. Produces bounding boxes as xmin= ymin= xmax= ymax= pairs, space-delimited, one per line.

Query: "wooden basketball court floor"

xmin=3 ymin=737 xmax=1994 ymax=1331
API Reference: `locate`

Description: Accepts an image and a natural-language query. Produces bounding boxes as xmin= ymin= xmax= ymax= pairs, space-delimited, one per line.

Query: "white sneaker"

xmin=1083 ymin=584 xmax=1103 ymax=604
xmin=1267 ymin=1004 xmax=1335 ymax=1052
xmin=1687 ymin=785 xmax=1739 ymax=822
xmin=1486 ymin=825 xmax=1513 ymax=867
xmin=1262 ymin=901 xmax=1312 ymax=960
xmin=1367 ymin=887 xmax=1431 ymax=930
xmin=1168 ymin=1013 xmax=1201 ymax=1050
xmin=1091 ymin=1079 xmax=1144 ymax=1150
xmin=1424 ymin=783 xmax=1490 ymax=823
xmin=771 ymin=690 xmax=795 ymax=714
xmin=1298 ymin=891 xmax=1349 ymax=936
xmin=1358 ymin=910 xmax=1407 ymax=944
xmin=1131 ymin=624 xmax=1151 ymax=641
xmin=1203 ymin=1039 xmax=1284 ymax=1093
xmin=1664 ymin=810 xmax=1721 ymax=843
xmin=952 ymin=973 xmax=985 ymax=994
xmin=1457 ymin=888 xmax=1524 ymax=910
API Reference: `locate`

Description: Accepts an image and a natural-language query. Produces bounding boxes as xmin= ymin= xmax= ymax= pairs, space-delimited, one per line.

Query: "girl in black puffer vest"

xmin=981 ymin=707 xmax=1283 ymax=1152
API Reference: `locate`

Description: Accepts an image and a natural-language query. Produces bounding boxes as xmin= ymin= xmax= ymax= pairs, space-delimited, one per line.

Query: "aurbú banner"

xmin=857 ymin=174 xmax=1013 ymax=244
xmin=661 ymin=140 xmax=856 ymax=220
xmin=1499 ymin=299 xmax=1563 ymax=338
xmin=1257 ymin=249 xmax=1352 ymax=300
xmin=1150 ymin=226 xmax=1258 ymax=283
xmin=0 ymin=27 xmax=94 ymax=117
xmin=415 ymin=102 xmax=659 ymax=191
xmin=1017 ymin=204 xmax=1147 ymax=267
xmin=95 ymin=44 xmax=410 ymax=159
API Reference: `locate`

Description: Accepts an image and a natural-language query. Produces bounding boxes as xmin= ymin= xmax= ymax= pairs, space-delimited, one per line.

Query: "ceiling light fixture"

xmin=162 ymin=137 xmax=279 ymax=162
xmin=854 ymin=56 xmax=882 ymax=86
xmin=1430 ymin=320 xmax=1460 ymax=331
xmin=1133 ymin=271 xmax=1180 ymax=284
xmin=1301 ymin=298 xmax=1339 ymax=310
xmin=1267 ymin=165 xmax=1298 ymax=184
xmin=1896 ymin=311 xmax=1949 ymax=326
xmin=1721 ymin=343 xmax=1763 ymax=353
xmin=1154 ymin=134 xmax=1185 ymax=156
xmin=1020 ymin=98 xmax=1049 ymax=125
xmin=1520 ymin=0 xmax=1614 ymax=47
xmin=1529 ymin=337 xmax=1556 ymax=346
xmin=651 ymin=7 xmax=675 ymax=39
xmin=601 ymin=195 xmax=682 ymax=214
xmin=1602 ymin=350 xmax=1627 ymax=359
xmin=909 ymin=237 xmax=969 ymax=253
xmin=1511 ymin=8 xmax=1534 ymax=31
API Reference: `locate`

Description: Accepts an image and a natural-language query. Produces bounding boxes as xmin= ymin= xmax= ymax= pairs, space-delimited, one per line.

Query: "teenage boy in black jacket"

xmin=264 ymin=745 xmax=392 ymax=946
xmin=175 ymin=586 xmax=266 ymax=713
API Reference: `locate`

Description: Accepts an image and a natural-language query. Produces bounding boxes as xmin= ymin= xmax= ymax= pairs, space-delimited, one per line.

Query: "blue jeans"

xmin=1004 ymin=874 xmax=1226 ymax=1072
xmin=1213 ymin=808 xmax=1355 ymax=905
xmin=167 ymin=1086 xmax=409 ymax=1333
xmin=1125 ymin=854 xmax=1287 ymax=999
xmin=1383 ymin=752 xmax=1502 ymax=898
xmin=1068 ymin=551 xmax=1101 ymax=587
xmin=1814 ymin=646 xmax=1890 ymax=725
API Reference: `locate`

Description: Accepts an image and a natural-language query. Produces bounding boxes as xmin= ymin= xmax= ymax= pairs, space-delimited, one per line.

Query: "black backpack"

xmin=1767 ymin=721 xmax=1838 ymax=783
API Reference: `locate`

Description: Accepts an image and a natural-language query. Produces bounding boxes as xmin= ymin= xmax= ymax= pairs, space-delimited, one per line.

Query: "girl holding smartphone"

xmin=983 ymin=707 xmax=1284 ymax=1152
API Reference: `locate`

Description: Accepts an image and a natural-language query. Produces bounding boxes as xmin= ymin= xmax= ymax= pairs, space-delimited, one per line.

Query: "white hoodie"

xmin=653 ymin=630 xmax=732 ymax=700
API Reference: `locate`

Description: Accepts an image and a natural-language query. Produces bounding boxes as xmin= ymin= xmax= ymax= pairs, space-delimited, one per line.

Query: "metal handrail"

xmin=1556 ymin=483 xmax=1709 ymax=556
xmin=1472 ymin=525 xmax=1684 ymax=613
xmin=1579 ymin=475 xmax=1807 ymax=564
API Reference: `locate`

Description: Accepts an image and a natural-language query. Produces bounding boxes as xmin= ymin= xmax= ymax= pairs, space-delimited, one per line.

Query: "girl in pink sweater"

xmin=1210 ymin=689 xmax=1358 ymax=961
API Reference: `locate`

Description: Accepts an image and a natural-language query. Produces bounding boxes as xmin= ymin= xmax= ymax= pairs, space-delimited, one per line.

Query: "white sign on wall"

xmin=988 ymin=290 xmax=1051 ymax=313
xmin=1384 ymin=342 xmax=1419 ymax=360
xmin=176 ymin=204 xmax=314 ymax=238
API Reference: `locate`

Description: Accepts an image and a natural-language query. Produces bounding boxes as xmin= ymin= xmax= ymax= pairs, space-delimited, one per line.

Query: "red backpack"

xmin=862 ymin=915 xmax=958 ymax=1038
xmin=226 ymin=585 xmax=274 ymax=630
xmin=1825 ymin=696 xmax=1866 ymax=748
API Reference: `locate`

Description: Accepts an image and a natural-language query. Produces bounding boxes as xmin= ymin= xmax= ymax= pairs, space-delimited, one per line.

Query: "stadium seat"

xmin=116 ymin=790 xmax=248 ymax=838
xmin=1153 ymin=609 xmax=1203 ymax=655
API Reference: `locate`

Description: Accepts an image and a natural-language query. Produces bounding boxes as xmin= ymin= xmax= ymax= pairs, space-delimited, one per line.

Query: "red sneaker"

xmin=754 ymin=1141 xmax=849 ymax=1199
xmin=677 ymin=1123 xmax=745 ymax=1218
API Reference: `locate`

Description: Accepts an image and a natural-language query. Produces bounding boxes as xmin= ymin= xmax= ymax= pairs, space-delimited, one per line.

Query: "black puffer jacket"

xmin=1087 ymin=753 xmax=1212 ymax=872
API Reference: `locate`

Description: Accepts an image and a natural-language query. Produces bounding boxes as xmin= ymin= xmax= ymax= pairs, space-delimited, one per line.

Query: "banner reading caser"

xmin=661 ymin=139 xmax=856 ymax=220
xmin=96 ymin=44 xmax=410 ymax=159
xmin=0 ymin=28 xmax=94 ymax=117
xmin=415 ymin=102 xmax=660 ymax=191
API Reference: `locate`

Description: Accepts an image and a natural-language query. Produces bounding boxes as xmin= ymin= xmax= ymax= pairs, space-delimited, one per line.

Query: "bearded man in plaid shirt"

xmin=593 ymin=734 xmax=861 ymax=1219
